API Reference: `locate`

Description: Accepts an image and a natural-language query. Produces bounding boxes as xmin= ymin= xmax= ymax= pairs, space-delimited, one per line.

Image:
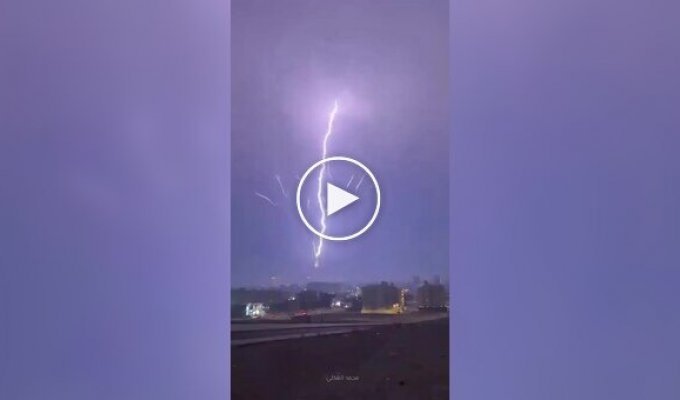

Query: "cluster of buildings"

xmin=360 ymin=276 xmax=448 ymax=314
xmin=232 ymin=276 xmax=448 ymax=319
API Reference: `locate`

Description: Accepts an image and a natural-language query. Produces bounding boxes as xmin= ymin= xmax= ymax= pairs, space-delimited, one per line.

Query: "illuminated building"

xmin=360 ymin=282 xmax=404 ymax=314
xmin=245 ymin=303 xmax=267 ymax=319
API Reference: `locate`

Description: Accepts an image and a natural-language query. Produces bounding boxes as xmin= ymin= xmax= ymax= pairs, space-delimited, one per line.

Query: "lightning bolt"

xmin=313 ymin=100 xmax=339 ymax=268
xmin=355 ymin=174 xmax=366 ymax=191
xmin=275 ymin=174 xmax=288 ymax=198
xmin=255 ymin=192 xmax=276 ymax=207
xmin=346 ymin=174 xmax=355 ymax=189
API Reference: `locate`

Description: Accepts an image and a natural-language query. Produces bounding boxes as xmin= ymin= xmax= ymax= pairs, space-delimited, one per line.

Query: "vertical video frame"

xmin=232 ymin=1 xmax=449 ymax=399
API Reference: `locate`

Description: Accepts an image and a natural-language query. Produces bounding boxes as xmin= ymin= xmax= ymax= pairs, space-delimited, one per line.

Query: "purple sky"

xmin=231 ymin=0 xmax=449 ymax=287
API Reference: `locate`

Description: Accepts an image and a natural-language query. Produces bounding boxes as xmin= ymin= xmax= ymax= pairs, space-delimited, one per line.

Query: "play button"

xmin=296 ymin=156 xmax=381 ymax=241
xmin=326 ymin=183 xmax=359 ymax=216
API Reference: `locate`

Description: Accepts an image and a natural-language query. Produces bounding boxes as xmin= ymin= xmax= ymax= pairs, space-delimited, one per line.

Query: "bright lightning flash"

xmin=313 ymin=100 xmax=339 ymax=268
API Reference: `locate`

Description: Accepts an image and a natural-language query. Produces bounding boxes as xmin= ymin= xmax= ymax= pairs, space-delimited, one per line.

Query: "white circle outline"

xmin=296 ymin=156 xmax=381 ymax=241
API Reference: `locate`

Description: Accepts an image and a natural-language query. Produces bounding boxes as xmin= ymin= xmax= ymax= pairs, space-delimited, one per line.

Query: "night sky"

xmin=231 ymin=1 xmax=449 ymax=287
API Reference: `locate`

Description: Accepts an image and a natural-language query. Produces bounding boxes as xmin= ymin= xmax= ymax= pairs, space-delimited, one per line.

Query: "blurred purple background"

xmin=1 ymin=1 xmax=229 ymax=398
xmin=452 ymin=0 xmax=680 ymax=398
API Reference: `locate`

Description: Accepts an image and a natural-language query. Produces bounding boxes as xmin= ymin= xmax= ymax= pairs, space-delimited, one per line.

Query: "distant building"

xmin=350 ymin=286 xmax=361 ymax=298
xmin=417 ymin=281 xmax=447 ymax=307
xmin=361 ymin=282 xmax=404 ymax=314
xmin=245 ymin=303 xmax=267 ymax=319
xmin=296 ymin=289 xmax=333 ymax=311
xmin=231 ymin=288 xmax=296 ymax=317
xmin=331 ymin=296 xmax=350 ymax=309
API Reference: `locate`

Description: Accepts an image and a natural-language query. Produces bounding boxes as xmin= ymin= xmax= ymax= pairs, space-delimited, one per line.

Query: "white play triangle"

xmin=326 ymin=183 xmax=359 ymax=216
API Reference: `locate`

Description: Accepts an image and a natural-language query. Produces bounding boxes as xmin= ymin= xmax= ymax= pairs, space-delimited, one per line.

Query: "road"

xmin=231 ymin=312 xmax=448 ymax=346
xmin=231 ymin=317 xmax=449 ymax=400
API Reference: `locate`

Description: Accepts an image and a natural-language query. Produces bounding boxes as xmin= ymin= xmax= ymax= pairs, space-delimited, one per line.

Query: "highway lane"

xmin=231 ymin=312 xmax=447 ymax=346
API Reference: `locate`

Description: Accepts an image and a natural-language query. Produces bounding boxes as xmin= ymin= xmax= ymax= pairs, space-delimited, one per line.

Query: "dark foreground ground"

xmin=232 ymin=317 xmax=449 ymax=400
